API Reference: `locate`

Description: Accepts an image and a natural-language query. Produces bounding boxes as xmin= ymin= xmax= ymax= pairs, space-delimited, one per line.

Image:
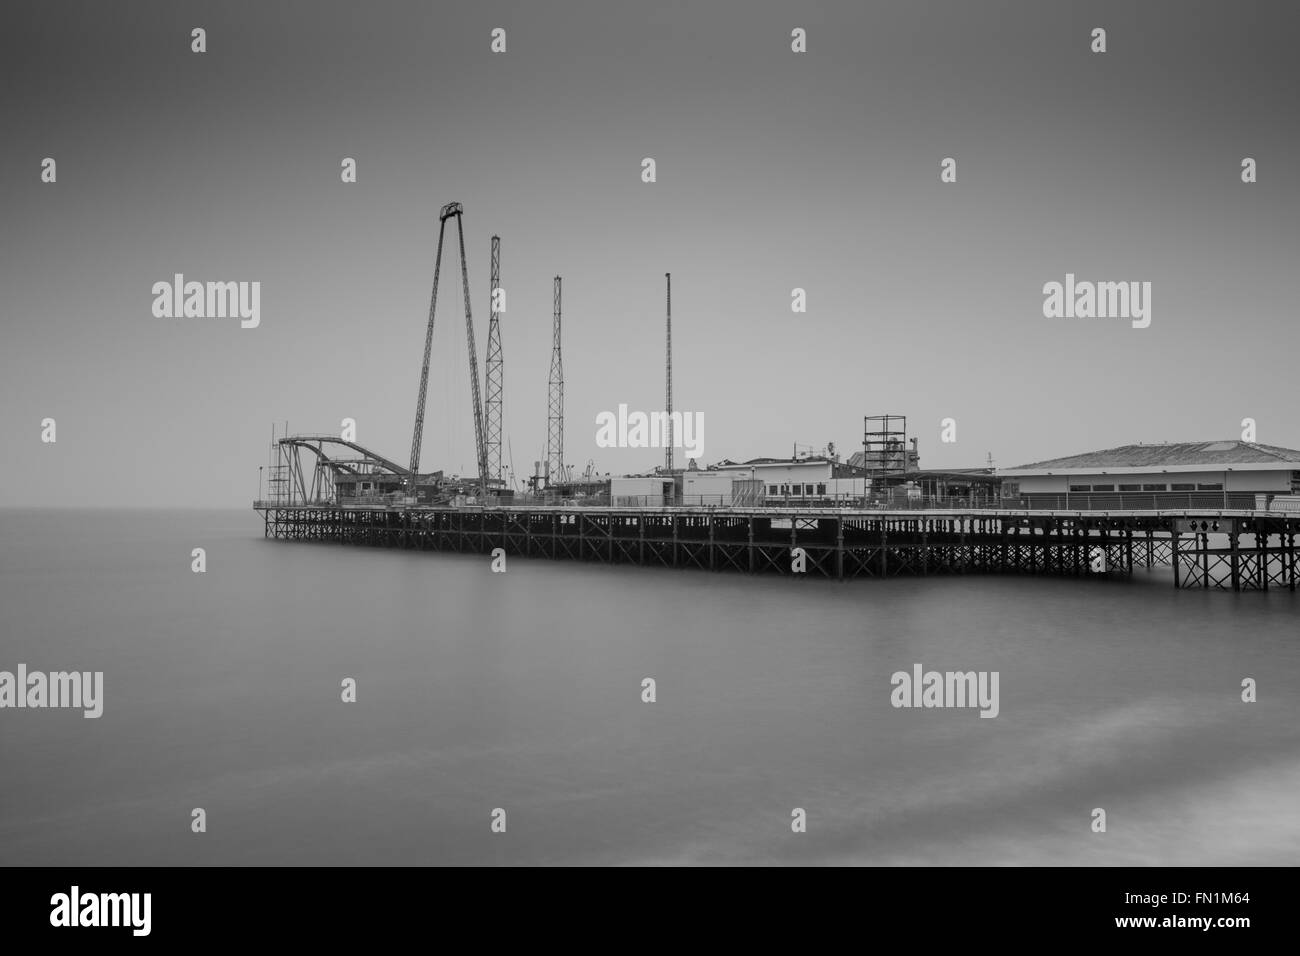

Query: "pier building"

xmin=1000 ymin=441 xmax=1300 ymax=510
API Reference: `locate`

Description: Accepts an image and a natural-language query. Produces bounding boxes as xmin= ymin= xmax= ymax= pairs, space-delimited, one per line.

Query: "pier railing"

xmin=258 ymin=491 xmax=1284 ymax=513
xmin=496 ymin=492 xmax=1275 ymax=512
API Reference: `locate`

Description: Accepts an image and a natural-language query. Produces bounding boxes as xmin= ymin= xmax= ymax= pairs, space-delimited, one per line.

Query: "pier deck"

xmin=253 ymin=503 xmax=1300 ymax=592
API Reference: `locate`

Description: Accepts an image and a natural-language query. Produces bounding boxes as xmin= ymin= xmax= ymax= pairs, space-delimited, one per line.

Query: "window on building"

xmin=1069 ymin=485 xmax=1090 ymax=492
xmin=817 ymin=483 xmax=826 ymax=495
xmin=1091 ymin=484 xmax=1115 ymax=492
xmin=1197 ymin=483 xmax=1223 ymax=491
xmin=1170 ymin=483 xmax=1194 ymax=491
xmin=1142 ymin=484 xmax=1166 ymax=492
xmin=804 ymin=484 xmax=815 ymax=495
xmin=780 ymin=484 xmax=789 ymax=495
xmin=1119 ymin=484 xmax=1141 ymax=492
xmin=768 ymin=485 xmax=778 ymax=496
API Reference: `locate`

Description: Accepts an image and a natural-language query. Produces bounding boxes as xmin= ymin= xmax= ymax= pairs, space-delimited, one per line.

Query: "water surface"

xmin=1 ymin=508 xmax=1297 ymax=865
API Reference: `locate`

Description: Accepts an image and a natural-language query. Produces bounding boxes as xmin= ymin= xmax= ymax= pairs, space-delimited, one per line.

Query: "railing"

xmin=253 ymin=498 xmax=338 ymax=509
xmin=255 ymin=491 xmax=1289 ymax=514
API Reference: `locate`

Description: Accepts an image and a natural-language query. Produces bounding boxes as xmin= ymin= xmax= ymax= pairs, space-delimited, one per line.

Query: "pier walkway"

xmin=253 ymin=503 xmax=1300 ymax=592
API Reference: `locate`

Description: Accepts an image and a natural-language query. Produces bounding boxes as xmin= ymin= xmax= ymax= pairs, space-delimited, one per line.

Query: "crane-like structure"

xmin=484 ymin=235 xmax=504 ymax=485
xmin=665 ymin=272 xmax=673 ymax=474
xmin=546 ymin=276 xmax=565 ymax=487
xmin=408 ymin=201 xmax=489 ymax=497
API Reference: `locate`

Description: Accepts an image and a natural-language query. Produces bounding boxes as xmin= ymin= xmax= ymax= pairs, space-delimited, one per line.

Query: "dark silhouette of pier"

xmin=254 ymin=503 xmax=1300 ymax=592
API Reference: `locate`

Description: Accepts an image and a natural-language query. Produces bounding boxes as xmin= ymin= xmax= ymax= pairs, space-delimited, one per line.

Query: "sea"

xmin=2 ymin=508 xmax=1298 ymax=866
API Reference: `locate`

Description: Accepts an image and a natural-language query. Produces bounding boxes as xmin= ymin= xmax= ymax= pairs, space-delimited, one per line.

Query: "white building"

xmin=712 ymin=457 xmax=870 ymax=503
xmin=999 ymin=441 xmax=1300 ymax=507
xmin=609 ymin=476 xmax=674 ymax=506
xmin=674 ymin=470 xmax=763 ymax=506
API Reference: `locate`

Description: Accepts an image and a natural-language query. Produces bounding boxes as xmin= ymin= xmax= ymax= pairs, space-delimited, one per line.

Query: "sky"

xmin=2 ymin=0 xmax=1297 ymax=506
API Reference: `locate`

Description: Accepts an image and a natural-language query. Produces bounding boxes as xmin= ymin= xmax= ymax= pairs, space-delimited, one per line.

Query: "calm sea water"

xmin=1 ymin=508 xmax=1298 ymax=866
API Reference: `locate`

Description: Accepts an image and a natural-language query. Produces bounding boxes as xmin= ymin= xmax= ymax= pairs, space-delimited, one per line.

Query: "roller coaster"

xmin=262 ymin=202 xmax=502 ymax=508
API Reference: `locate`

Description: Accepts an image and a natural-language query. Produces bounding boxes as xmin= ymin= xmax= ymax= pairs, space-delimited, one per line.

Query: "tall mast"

xmin=546 ymin=276 xmax=565 ymax=486
xmin=484 ymin=235 xmax=504 ymax=486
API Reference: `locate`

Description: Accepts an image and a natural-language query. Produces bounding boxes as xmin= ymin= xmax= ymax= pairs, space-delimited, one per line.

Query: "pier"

xmin=253 ymin=503 xmax=1300 ymax=592
xmin=248 ymin=202 xmax=1300 ymax=600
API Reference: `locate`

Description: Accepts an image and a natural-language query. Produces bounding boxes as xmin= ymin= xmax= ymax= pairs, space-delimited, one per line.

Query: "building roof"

xmin=1005 ymin=441 xmax=1300 ymax=475
xmin=714 ymin=456 xmax=838 ymax=468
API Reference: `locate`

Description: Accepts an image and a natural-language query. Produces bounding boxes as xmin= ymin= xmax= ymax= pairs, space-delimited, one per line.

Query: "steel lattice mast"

xmin=484 ymin=235 xmax=504 ymax=485
xmin=547 ymin=276 xmax=564 ymax=487
xmin=408 ymin=201 xmax=489 ymax=497
xmin=665 ymin=272 xmax=673 ymax=474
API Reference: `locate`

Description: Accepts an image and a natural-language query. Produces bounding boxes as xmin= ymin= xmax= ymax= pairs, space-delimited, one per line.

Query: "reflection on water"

xmin=1 ymin=509 xmax=1297 ymax=865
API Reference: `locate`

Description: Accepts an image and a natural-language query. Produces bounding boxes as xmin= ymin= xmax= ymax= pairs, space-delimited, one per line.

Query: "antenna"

xmin=665 ymin=272 xmax=673 ymax=474
xmin=547 ymin=276 xmax=565 ymax=486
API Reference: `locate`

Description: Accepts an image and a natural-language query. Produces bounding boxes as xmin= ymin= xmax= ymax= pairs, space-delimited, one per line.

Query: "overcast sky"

xmin=2 ymin=0 xmax=1296 ymax=506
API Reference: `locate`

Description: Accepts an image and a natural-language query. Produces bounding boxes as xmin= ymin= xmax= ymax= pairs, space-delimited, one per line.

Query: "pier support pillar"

xmin=1171 ymin=530 xmax=1181 ymax=588
xmin=791 ymin=521 xmax=799 ymax=577
xmin=1289 ymin=529 xmax=1297 ymax=592
xmin=1255 ymin=529 xmax=1266 ymax=591
xmin=1229 ymin=531 xmax=1240 ymax=591
xmin=835 ymin=517 xmax=843 ymax=580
